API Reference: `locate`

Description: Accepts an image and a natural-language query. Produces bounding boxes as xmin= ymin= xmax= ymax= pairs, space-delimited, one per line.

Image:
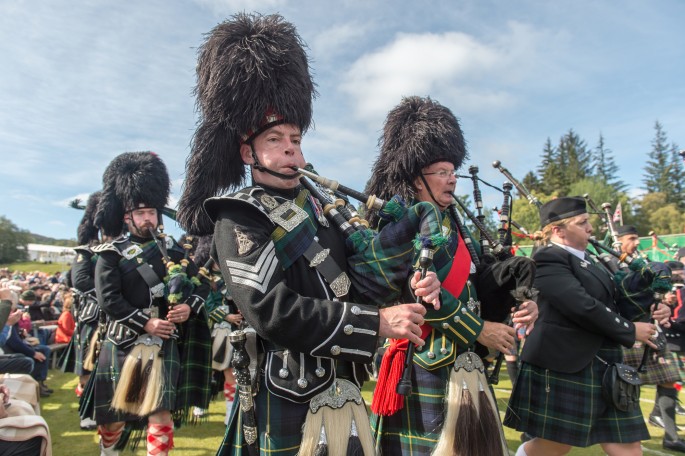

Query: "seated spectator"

xmin=0 ymin=383 xmax=52 ymax=456
xmin=0 ymin=294 xmax=34 ymax=377
xmin=1 ymin=311 xmax=52 ymax=397
xmin=54 ymin=294 xmax=74 ymax=344
xmin=16 ymin=314 xmax=31 ymax=336
xmin=35 ymin=293 xmax=58 ymax=322
xmin=19 ymin=292 xmax=47 ymax=323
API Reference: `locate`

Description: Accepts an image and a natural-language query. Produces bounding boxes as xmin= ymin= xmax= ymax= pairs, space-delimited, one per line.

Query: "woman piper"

xmin=504 ymin=196 xmax=670 ymax=456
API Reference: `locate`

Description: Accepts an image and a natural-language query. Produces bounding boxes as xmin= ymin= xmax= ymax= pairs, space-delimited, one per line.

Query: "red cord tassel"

xmin=371 ymin=338 xmax=408 ymax=416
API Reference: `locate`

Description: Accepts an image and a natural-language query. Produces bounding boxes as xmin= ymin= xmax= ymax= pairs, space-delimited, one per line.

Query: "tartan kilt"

xmin=504 ymin=344 xmax=650 ymax=446
xmin=218 ymin=362 xmax=368 ymax=456
xmin=74 ymin=322 xmax=97 ymax=376
xmin=79 ymin=360 xmax=97 ymax=420
xmin=371 ymin=363 xmax=448 ymax=456
xmin=622 ymin=343 xmax=681 ymax=385
xmin=219 ymin=381 xmax=312 ymax=456
xmin=58 ymin=332 xmax=77 ymax=374
xmin=92 ymin=337 xmax=180 ymax=424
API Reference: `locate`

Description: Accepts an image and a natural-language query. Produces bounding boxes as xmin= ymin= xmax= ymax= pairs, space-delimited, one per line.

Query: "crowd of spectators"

xmin=0 ymin=267 xmax=66 ymax=455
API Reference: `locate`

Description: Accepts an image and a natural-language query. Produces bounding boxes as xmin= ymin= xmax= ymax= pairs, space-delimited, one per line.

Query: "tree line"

xmin=501 ymin=121 xmax=684 ymax=244
xmin=0 ymin=216 xmax=76 ymax=264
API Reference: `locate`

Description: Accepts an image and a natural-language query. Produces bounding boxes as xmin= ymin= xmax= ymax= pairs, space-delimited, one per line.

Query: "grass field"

xmin=1 ymin=262 xmax=70 ymax=275
xmin=38 ymin=367 xmax=684 ymax=455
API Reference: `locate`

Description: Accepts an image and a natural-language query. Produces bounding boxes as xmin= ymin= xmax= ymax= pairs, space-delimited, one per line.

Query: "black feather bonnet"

xmin=76 ymin=191 xmax=102 ymax=245
xmin=365 ymin=96 xmax=467 ymax=205
xmin=177 ymin=12 xmax=317 ymax=235
xmin=96 ymin=151 xmax=170 ymax=237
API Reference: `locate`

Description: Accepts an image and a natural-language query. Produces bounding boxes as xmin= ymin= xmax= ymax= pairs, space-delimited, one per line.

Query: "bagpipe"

xmin=111 ymin=227 xmax=200 ymax=417
xmin=649 ymin=230 xmax=680 ymax=260
xmin=294 ymin=165 xmax=447 ymax=305
xmin=453 ymin=165 xmax=538 ymax=386
xmin=492 ymin=160 xmax=542 ymax=208
xmin=589 ymin=236 xmax=671 ymax=371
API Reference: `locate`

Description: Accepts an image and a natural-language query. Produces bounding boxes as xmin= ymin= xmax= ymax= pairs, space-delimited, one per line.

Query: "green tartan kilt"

xmin=92 ymin=337 xmax=180 ymax=424
xmin=219 ymin=381 xmax=312 ymax=455
xmin=622 ymin=343 xmax=681 ymax=385
xmin=74 ymin=322 xmax=97 ymax=376
xmin=504 ymin=345 xmax=650 ymax=447
xmin=371 ymin=363 xmax=449 ymax=456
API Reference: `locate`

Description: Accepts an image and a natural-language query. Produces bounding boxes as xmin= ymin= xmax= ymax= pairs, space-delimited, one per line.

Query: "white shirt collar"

xmin=551 ymin=241 xmax=586 ymax=262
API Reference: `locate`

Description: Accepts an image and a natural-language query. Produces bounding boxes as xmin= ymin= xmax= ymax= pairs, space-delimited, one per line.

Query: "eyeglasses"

xmin=422 ymin=169 xmax=457 ymax=179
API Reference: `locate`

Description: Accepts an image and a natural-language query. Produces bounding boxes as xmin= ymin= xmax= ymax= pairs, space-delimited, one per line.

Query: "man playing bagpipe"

xmin=176 ymin=13 xmax=436 ymax=456
xmin=90 ymin=151 xmax=212 ymax=456
xmin=364 ymin=96 xmax=538 ymax=456
xmin=63 ymin=191 xmax=105 ymax=431
xmin=608 ymin=225 xmax=685 ymax=452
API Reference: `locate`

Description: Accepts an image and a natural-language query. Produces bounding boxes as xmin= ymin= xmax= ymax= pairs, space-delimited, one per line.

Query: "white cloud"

xmin=310 ymin=22 xmax=369 ymax=61
xmin=192 ymin=0 xmax=287 ymax=15
xmin=339 ymin=21 xmax=581 ymax=122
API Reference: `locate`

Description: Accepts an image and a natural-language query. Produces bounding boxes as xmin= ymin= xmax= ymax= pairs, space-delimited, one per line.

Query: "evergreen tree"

xmin=592 ymin=133 xmax=627 ymax=192
xmin=668 ymin=144 xmax=684 ymax=209
xmin=643 ymin=121 xmax=673 ymax=196
xmin=537 ymin=138 xmax=564 ymax=195
xmin=0 ymin=216 xmax=30 ymax=263
xmin=521 ymin=171 xmax=542 ymax=197
xmin=558 ymin=129 xmax=590 ymax=190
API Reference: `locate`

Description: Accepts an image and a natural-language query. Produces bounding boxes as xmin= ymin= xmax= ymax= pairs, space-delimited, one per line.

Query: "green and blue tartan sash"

xmin=269 ymin=189 xmax=319 ymax=270
xmin=346 ymin=201 xmax=448 ymax=304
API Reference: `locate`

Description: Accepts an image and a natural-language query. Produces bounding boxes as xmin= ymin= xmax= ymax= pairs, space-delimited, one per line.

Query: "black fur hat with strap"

xmin=96 ymin=151 xmax=170 ymax=237
xmin=365 ymin=96 xmax=467 ymax=206
xmin=76 ymin=191 xmax=102 ymax=245
xmin=177 ymin=12 xmax=317 ymax=235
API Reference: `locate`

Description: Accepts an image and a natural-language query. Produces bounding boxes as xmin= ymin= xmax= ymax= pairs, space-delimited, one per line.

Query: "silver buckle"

xmin=330 ymin=272 xmax=351 ymax=298
xmin=268 ymin=200 xmax=308 ymax=232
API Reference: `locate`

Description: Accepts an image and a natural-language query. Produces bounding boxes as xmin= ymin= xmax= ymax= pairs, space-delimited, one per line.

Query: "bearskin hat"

xmin=365 ymin=96 xmax=467 ymax=205
xmin=192 ymin=234 xmax=213 ymax=269
xmin=177 ymin=12 xmax=317 ymax=235
xmin=76 ymin=191 xmax=102 ymax=245
xmin=96 ymin=151 xmax=170 ymax=237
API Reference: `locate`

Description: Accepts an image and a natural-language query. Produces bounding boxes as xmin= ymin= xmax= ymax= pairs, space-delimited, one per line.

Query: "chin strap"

xmin=249 ymin=146 xmax=300 ymax=180
xmin=419 ymin=175 xmax=442 ymax=208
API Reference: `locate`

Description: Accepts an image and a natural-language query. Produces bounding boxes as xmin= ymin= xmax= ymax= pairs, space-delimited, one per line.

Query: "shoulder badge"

xmin=122 ymin=244 xmax=144 ymax=260
xmin=235 ymin=226 xmax=258 ymax=257
xmin=260 ymin=194 xmax=279 ymax=210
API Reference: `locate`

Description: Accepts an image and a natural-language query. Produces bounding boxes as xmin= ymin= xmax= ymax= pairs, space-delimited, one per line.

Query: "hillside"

xmin=28 ymin=232 xmax=77 ymax=247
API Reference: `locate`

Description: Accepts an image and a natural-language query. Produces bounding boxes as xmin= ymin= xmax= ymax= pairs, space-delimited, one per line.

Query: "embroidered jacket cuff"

xmin=310 ymin=302 xmax=380 ymax=363
xmin=119 ymin=309 xmax=150 ymax=335
xmin=426 ymin=293 xmax=483 ymax=349
xmin=208 ymin=306 xmax=228 ymax=324
xmin=186 ymin=295 xmax=205 ymax=315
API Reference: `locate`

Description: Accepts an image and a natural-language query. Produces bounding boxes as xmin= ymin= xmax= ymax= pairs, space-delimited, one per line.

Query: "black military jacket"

xmin=94 ymin=234 xmax=207 ymax=339
xmin=208 ymin=185 xmax=381 ymax=402
xmin=522 ymin=244 xmax=636 ymax=373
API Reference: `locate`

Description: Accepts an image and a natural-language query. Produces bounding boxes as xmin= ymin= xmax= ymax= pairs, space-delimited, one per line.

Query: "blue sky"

xmin=1 ymin=0 xmax=684 ymax=241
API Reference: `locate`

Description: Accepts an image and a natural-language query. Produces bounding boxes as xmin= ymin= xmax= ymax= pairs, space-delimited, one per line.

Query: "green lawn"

xmin=38 ymin=368 xmax=682 ymax=455
xmin=1 ymin=262 xmax=70 ymax=275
